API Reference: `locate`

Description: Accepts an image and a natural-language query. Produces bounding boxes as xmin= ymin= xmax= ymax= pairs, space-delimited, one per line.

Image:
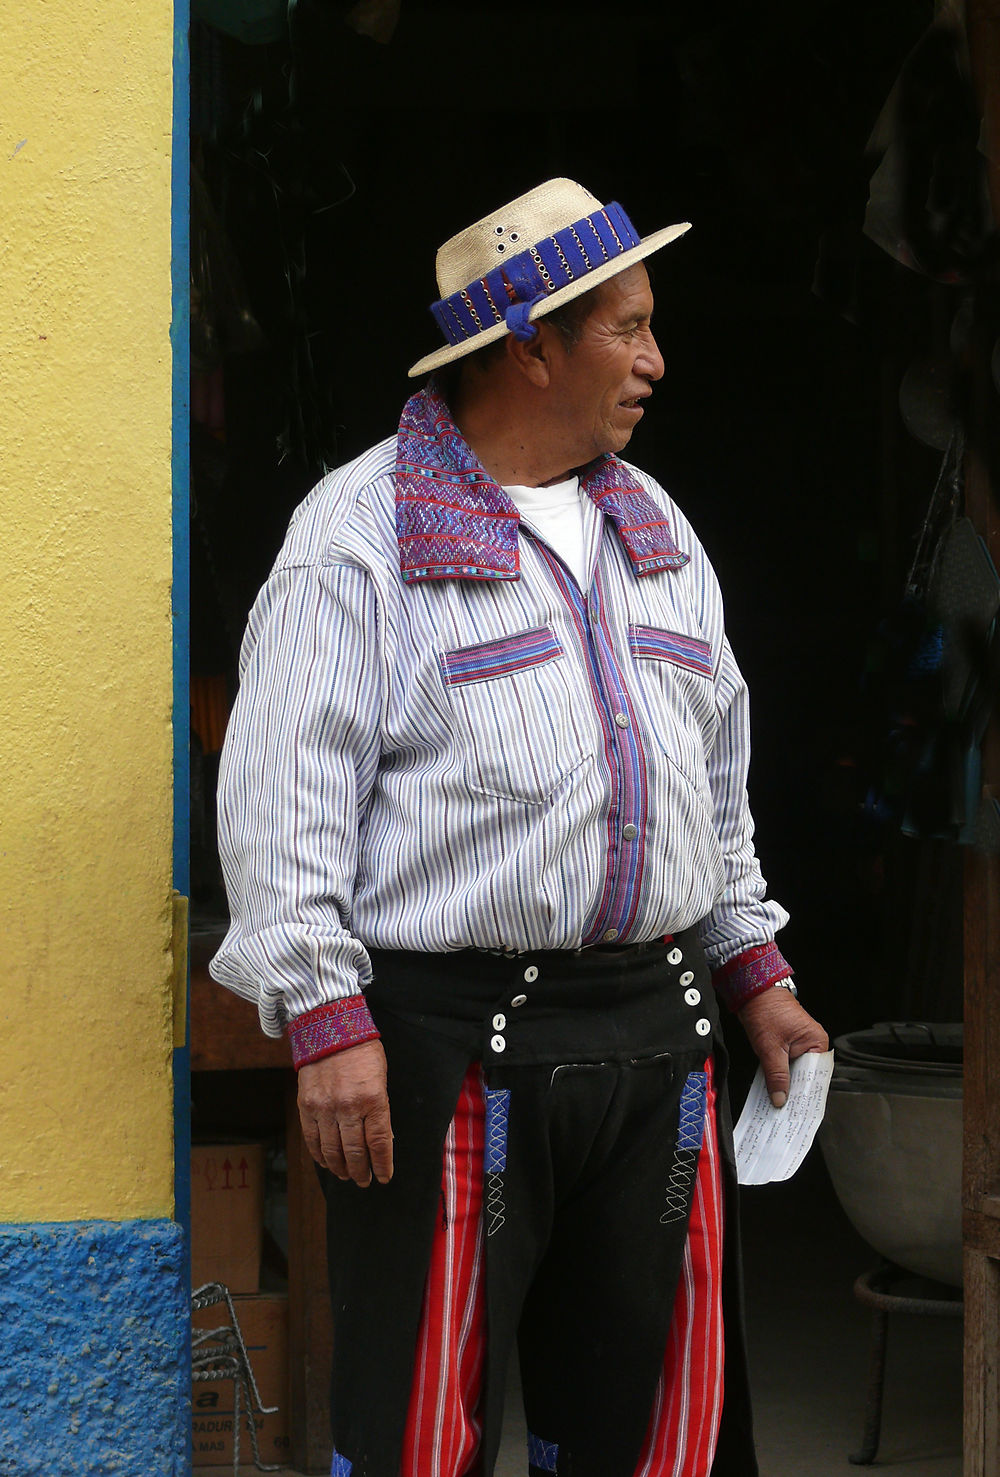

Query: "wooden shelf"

xmin=190 ymin=966 xmax=291 ymax=1072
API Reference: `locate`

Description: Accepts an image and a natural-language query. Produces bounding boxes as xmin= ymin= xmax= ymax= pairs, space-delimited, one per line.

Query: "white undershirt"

xmin=503 ymin=476 xmax=599 ymax=589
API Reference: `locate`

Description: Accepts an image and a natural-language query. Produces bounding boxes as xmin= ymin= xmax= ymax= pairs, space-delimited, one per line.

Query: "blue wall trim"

xmin=0 ymin=1220 xmax=188 ymax=1475
xmin=171 ymin=17 xmax=191 ymax=903
xmin=171 ymin=0 xmax=191 ymax=1228
xmin=171 ymin=2 xmax=193 ymax=1470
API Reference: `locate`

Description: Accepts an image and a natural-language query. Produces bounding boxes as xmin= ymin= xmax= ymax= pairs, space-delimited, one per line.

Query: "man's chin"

xmin=606 ymin=428 xmax=636 ymax=457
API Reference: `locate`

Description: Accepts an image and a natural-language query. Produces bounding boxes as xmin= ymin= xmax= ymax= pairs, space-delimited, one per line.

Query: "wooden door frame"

xmin=962 ymin=12 xmax=1000 ymax=1474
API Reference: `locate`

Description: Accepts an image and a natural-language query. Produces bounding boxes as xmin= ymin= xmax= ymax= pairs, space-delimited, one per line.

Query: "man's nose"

xmin=638 ymin=329 xmax=665 ymax=382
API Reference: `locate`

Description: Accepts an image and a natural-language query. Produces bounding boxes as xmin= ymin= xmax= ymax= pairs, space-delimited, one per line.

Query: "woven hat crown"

xmin=435 ymin=179 xmax=602 ymax=296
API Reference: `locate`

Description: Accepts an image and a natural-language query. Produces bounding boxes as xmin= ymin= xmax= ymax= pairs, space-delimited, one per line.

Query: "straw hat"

xmin=408 ymin=177 xmax=690 ymax=378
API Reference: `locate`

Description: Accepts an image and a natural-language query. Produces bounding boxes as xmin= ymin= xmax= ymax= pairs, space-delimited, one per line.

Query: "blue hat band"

xmin=430 ymin=202 xmax=641 ymax=349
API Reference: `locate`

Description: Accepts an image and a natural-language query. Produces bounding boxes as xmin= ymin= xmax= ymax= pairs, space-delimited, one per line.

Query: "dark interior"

xmin=189 ymin=0 xmax=995 ymax=1091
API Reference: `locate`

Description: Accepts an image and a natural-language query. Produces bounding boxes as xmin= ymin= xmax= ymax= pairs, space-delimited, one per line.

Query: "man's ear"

xmin=505 ymin=323 xmax=558 ymax=388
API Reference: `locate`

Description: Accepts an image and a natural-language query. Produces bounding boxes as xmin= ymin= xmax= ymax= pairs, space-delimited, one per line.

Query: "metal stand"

xmin=849 ymin=1260 xmax=963 ymax=1465
xmin=191 ymin=1281 xmax=283 ymax=1475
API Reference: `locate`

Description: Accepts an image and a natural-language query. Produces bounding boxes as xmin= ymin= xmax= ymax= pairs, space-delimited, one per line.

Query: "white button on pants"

xmin=679 ymin=970 xmax=695 ymax=987
xmin=684 ymin=987 xmax=702 ymax=1007
xmin=695 ymin=1018 xmax=711 ymax=1037
xmin=523 ymin=965 xmax=539 ymax=983
xmin=492 ymin=1013 xmax=506 ymax=1032
xmin=667 ymin=948 xmax=683 ymax=966
xmin=491 ymin=1033 xmax=506 ymax=1053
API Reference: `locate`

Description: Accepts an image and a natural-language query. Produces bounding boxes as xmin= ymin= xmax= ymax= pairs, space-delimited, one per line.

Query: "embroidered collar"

xmin=395 ymin=383 xmax=689 ymax=583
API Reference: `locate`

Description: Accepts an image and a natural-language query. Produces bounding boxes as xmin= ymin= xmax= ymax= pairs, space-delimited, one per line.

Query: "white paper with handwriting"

xmin=734 ymin=1050 xmax=835 ymax=1185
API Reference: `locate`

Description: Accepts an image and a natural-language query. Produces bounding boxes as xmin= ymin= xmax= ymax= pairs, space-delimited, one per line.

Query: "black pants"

xmin=319 ymin=934 xmax=758 ymax=1477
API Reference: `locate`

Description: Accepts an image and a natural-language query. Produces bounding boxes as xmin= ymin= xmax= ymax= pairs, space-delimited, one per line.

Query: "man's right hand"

xmin=297 ymin=1039 xmax=393 ymax=1187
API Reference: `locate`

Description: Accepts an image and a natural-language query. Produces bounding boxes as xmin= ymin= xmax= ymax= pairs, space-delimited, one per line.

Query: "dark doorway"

xmin=188 ymin=2 xmax=992 ymax=1468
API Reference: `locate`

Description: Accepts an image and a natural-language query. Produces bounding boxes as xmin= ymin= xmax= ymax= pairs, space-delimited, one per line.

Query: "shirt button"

xmin=684 ymin=987 xmax=701 ymax=1007
xmin=523 ymin=965 xmax=539 ymax=983
xmin=695 ymin=1018 xmax=711 ymax=1037
xmin=491 ymin=1033 xmax=506 ymax=1053
xmin=679 ymin=970 xmax=695 ymax=987
xmin=667 ymin=948 xmax=683 ymax=966
xmin=492 ymin=1013 xmax=506 ymax=1031
xmin=614 ymin=711 xmax=630 ymax=728
xmin=622 ymin=823 xmax=638 ymax=841
xmin=511 ymin=994 xmax=527 ymax=1008
xmin=602 ymin=928 xmax=619 ymax=942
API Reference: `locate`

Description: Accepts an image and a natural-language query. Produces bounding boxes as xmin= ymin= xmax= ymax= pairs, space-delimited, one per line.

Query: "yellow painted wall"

xmin=0 ymin=1 xmax=177 ymax=1220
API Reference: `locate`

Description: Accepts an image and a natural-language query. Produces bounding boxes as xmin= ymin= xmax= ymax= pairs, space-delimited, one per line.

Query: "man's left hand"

xmin=737 ymin=988 xmax=829 ymax=1108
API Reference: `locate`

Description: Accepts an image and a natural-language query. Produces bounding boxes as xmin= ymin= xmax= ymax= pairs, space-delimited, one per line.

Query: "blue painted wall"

xmin=0 ymin=1221 xmax=188 ymax=1476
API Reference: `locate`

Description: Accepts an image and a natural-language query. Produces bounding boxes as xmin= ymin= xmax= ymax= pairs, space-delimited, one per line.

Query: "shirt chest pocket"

xmin=627 ymin=625 xmax=719 ymax=782
xmin=439 ymin=625 xmax=591 ymax=805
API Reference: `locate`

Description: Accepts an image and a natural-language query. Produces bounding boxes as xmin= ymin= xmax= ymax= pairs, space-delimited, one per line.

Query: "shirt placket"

xmin=534 ymin=537 xmax=648 ymax=946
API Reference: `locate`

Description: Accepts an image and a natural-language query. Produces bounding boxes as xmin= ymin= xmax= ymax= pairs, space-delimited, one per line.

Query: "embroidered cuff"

xmin=287 ymin=996 xmax=381 ymax=1069
xmin=712 ymin=942 xmax=793 ymax=1012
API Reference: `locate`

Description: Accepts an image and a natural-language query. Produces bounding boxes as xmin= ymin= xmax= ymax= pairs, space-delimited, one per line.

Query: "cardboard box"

xmin=192 ymin=1292 xmax=291 ymax=1467
xmin=191 ymin=1140 xmax=265 ymax=1294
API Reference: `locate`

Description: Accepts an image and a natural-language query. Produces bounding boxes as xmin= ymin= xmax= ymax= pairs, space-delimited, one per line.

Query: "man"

xmin=211 ymin=178 xmax=828 ymax=1477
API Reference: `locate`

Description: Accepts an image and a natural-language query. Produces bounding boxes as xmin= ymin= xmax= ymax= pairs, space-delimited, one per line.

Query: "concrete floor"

xmin=737 ymin=1157 xmax=962 ymax=1476
xmin=252 ymin=1152 xmax=963 ymax=1477
xmin=491 ymin=1153 xmax=963 ymax=1477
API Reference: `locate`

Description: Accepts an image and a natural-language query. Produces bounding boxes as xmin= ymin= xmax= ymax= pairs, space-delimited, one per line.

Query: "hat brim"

xmin=407 ymin=221 xmax=692 ymax=378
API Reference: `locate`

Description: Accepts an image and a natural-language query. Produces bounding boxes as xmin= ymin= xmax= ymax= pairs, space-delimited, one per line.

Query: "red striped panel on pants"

xmin=401 ymin=1059 xmax=725 ymax=1476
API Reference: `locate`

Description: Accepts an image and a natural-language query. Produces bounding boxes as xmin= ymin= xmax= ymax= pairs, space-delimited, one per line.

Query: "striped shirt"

xmin=210 ymin=387 xmax=791 ymax=1065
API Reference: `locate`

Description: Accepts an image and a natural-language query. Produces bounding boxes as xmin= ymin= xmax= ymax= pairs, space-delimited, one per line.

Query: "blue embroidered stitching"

xmin=661 ymin=1071 xmax=707 ymax=1224
xmin=485 ymin=1089 xmax=511 ymax=1238
xmin=528 ymin=1432 xmax=560 ymax=1471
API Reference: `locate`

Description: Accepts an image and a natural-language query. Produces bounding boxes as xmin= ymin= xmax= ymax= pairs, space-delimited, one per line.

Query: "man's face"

xmin=542 ymin=264 xmax=664 ymax=465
